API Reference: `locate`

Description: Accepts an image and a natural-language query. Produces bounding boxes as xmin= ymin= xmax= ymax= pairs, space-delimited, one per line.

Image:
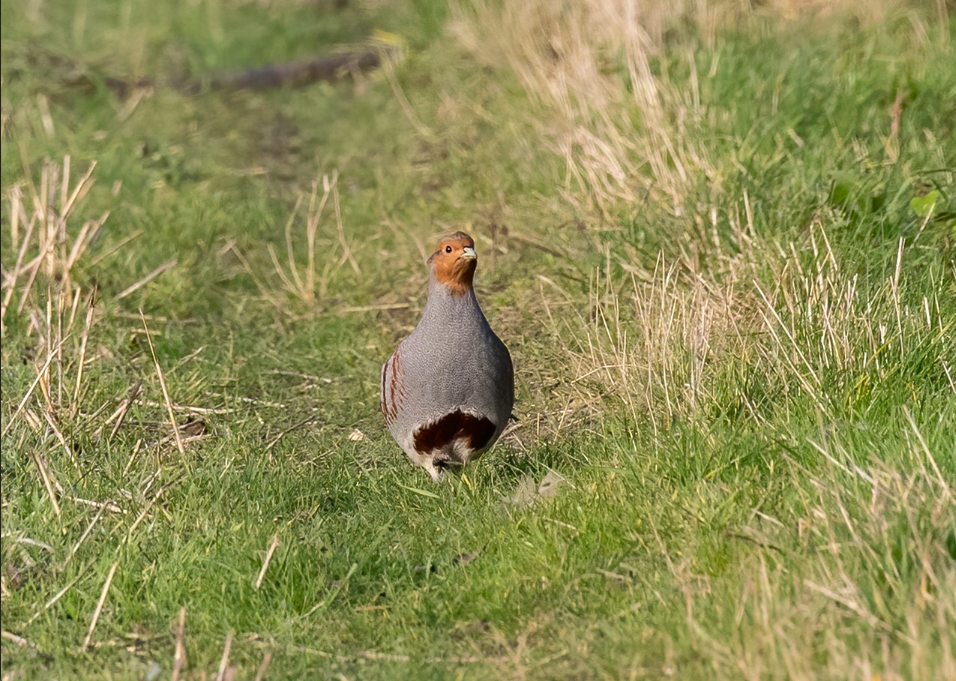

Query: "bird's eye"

xmin=445 ymin=246 xmax=453 ymax=254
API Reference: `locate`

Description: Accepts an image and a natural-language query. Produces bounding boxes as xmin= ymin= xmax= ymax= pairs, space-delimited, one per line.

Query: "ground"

xmin=1 ymin=1 xmax=954 ymax=679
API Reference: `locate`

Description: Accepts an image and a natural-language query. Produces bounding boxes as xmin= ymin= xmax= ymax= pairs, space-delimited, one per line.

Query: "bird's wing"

xmin=380 ymin=345 xmax=405 ymax=426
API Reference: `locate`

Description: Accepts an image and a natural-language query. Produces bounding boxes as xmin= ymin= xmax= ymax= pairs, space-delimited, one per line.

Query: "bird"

xmin=381 ymin=232 xmax=514 ymax=481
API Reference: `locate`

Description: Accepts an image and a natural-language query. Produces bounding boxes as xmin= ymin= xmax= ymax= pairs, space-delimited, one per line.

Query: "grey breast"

xmin=386 ymin=288 xmax=513 ymax=447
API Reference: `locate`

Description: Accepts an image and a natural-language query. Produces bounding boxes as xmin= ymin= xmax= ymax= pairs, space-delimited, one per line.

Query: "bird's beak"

xmin=461 ymin=247 xmax=477 ymax=260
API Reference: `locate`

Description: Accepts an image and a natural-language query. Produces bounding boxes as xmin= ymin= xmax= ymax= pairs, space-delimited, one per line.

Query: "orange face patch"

xmin=428 ymin=232 xmax=477 ymax=295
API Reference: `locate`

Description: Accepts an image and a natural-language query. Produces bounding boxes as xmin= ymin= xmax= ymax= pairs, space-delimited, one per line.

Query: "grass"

xmin=2 ymin=0 xmax=955 ymax=679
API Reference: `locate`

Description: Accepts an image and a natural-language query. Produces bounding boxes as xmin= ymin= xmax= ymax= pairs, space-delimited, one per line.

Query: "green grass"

xmin=2 ymin=1 xmax=955 ymax=679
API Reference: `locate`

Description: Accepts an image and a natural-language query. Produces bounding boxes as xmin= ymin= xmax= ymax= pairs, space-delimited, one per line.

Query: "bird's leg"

xmin=426 ymin=459 xmax=444 ymax=483
xmin=427 ymin=449 xmax=462 ymax=483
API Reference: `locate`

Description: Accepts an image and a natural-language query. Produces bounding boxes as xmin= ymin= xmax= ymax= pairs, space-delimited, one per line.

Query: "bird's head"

xmin=428 ymin=232 xmax=477 ymax=295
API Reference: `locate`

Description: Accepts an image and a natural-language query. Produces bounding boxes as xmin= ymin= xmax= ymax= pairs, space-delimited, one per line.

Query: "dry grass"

xmin=2 ymin=1 xmax=952 ymax=678
xmin=1 ymin=156 xmax=207 ymax=623
xmin=692 ymin=458 xmax=956 ymax=681
xmin=452 ymin=0 xmax=710 ymax=212
xmin=558 ymin=255 xmax=739 ymax=427
xmin=557 ymin=202 xmax=954 ymax=679
xmin=228 ymin=171 xmax=362 ymax=315
xmin=564 ymin=216 xmax=953 ymax=426
xmin=452 ymin=0 xmax=948 ymax=213
xmin=1 ymin=158 xmax=105 ymax=504
xmin=1 ymin=157 xmax=102 ymax=332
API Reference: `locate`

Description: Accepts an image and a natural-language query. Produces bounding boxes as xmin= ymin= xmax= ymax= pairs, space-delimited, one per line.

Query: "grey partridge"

xmin=381 ymin=232 xmax=514 ymax=481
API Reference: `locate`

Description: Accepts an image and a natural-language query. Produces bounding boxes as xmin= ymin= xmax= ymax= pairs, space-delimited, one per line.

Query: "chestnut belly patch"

xmin=413 ymin=410 xmax=497 ymax=455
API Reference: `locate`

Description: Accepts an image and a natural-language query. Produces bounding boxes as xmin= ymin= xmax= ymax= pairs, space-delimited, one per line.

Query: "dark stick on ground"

xmin=203 ymin=51 xmax=382 ymax=92
xmin=94 ymin=50 xmax=389 ymax=98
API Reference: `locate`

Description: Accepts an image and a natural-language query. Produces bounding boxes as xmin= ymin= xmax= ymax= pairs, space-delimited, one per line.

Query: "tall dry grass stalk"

xmin=2 ymin=157 xmax=104 ymax=333
xmin=2 ymin=158 xmax=107 ymax=426
xmin=238 ymin=171 xmax=360 ymax=313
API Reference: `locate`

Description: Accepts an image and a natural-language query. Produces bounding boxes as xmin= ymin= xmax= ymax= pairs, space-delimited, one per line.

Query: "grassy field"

xmin=2 ymin=0 xmax=954 ymax=679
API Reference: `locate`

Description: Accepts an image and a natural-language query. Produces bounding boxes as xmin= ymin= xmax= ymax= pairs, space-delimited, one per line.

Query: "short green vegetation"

xmin=2 ymin=1 xmax=954 ymax=679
